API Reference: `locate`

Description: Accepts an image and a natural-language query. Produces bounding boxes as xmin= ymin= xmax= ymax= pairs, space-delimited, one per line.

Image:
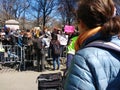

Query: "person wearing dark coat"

xmin=32 ymin=34 xmax=46 ymax=72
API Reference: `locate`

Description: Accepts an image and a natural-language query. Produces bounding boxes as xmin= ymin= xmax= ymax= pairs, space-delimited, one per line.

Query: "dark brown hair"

xmin=75 ymin=0 xmax=120 ymax=51
xmin=101 ymin=16 xmax=120 ymax=38
xmin=77 ymin=0 xmax=115 ymax=29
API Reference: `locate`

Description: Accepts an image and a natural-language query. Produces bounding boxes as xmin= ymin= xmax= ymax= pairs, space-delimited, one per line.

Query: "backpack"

xmin=37 ymin=38 xmax=43 ymax=49
xmin=37 ymin=72 xmax=62 ymax=90
xmin=52 ymin=40 xmax=61 ymax=56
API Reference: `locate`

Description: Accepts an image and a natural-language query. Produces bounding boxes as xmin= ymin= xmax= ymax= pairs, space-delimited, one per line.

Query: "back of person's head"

xmin=101 ymin=16 xmax=120 ymax=38
xmin=26 ymin=29 xmax=30 ymax=32
xmin=77 ymin=0 xmax=115 ymax=29
xmin=77 ymin=0 xmax=120 ymax=37
xmin=51 ymin=32 xmax=57 ymax=40
xmin=75 ymin=0 xmax=120 ymax=51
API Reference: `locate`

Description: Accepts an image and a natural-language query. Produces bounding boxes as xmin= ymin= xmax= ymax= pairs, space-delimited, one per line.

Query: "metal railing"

xmin=0 ymin=45 xmax=67 ymax=71
xmin=0 ymin=45 xmax=22 ymax=71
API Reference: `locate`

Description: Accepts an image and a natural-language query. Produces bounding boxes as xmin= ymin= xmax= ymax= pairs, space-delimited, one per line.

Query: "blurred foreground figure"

xmin=64 ymin=0 xmax=120 ymax=90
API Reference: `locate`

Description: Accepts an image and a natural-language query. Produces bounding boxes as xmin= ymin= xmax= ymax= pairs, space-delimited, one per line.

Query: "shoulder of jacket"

xmin=76 ymin=47 xmax=106 ymax=59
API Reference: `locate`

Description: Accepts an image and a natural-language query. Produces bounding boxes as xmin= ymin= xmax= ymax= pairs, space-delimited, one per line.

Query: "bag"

xmin=52 ymin=41 xmax=61 ymax=56
xmin=37 ymin=38 xmax=43 ymax=49
xmin=37 ymin=72 xmax=63 ymax=90
xmin=37 ymin=38 xmax=45 ymax=54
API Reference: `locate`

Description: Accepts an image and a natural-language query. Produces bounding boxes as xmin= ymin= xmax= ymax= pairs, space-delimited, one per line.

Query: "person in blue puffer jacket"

xmin=64 ymin=0 xmax=120 ymax=90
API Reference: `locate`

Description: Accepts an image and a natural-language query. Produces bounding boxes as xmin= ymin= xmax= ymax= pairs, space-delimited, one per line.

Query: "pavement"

xmin=0 ymin=65 xmax=66 ymax=90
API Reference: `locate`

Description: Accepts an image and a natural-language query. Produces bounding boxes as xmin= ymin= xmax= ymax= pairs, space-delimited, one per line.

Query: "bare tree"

xmin=30 ymin=0 xmax=57 ymax=30
xmin=57 ymin=0 xmax=78 ymax=25
xmin=0 ymin=0 xmax=30 ymax=20
xmin=30 ymin=0 xmax=42 ymax=27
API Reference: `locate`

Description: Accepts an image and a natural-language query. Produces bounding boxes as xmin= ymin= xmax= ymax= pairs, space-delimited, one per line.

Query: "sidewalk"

xmin=0 ymin=66 xmax=65 ymax=90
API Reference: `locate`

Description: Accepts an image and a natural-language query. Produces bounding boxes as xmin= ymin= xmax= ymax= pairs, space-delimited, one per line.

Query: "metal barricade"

xmin=22 ymin=45 xmax=49 ymax=70
xmin=22 ymin=45 xmax=37 ymax=70
xmin=0 ymin=45 xmax=22 ymax=71
xmin=0 ymin=44 xmax=67 ymax=71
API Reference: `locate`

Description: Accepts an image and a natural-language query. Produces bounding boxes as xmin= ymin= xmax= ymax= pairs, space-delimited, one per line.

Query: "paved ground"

xmin=0 ymin=65 xmax=65 ymax=90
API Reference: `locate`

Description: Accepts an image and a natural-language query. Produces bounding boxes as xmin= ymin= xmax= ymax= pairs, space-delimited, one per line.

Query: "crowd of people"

xmin=0 ymin=0 xmax=120 ymax=89
xmin=0 ymin=26 xmax=79 ymax=71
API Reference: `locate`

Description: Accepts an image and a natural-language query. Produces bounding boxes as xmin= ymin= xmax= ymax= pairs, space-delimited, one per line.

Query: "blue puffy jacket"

xmin=64 ymin=35 xmax=120 ymax=90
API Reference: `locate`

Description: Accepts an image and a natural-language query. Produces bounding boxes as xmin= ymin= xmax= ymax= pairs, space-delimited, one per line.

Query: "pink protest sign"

xmin=64 ymin=25 xmax=75 ymax=33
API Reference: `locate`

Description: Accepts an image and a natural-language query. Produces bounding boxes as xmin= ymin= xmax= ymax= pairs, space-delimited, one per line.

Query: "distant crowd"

xmin=0 ymin=26 xmax=79 ymax=71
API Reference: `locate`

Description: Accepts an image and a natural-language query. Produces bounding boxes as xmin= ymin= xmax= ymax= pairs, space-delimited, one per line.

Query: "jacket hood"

xmin=83 ymin=32 xmax=120 ymax=53
xmin=85 ymin=40 xmax=120 ymax=53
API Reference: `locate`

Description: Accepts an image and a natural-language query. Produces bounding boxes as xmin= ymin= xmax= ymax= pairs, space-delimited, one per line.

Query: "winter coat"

xmin=64 ymin=33 xmax=120 ymax=90
xmin=49 ymin=39 xmax=60 ymax=57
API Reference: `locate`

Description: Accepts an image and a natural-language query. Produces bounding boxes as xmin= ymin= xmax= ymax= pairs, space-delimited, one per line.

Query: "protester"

xmin=32 ymin=33 xmax=46 ymax=72
xmin=63 ymin=32 xmax=78 ymax=77
xmin=57 ymin=30 xmax=68 ymax=57
xmin=64 ymin=0 xmax=120 ymax=90
xmin=66 ymin=32 xmax=78 ymax=70
xmin=49 ymin=32 xmax=61 ymax=70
